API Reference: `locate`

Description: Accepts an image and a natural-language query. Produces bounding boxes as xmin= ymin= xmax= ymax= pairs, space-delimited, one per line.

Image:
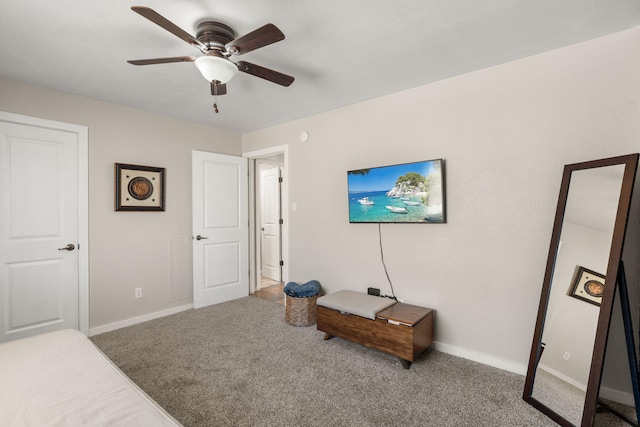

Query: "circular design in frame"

xmin=128 ymin=176 xmax=153 ymax=200
xmin=584 ymin=280 xmax=604 ymax=297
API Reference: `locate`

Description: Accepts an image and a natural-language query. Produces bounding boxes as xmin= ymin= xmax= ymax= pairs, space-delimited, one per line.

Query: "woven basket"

xmin=285 ymin=294 xmax=320 ymax=326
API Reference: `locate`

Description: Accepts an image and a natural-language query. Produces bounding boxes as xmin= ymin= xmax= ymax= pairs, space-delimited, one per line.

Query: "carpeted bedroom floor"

xmin=90 ymin=296 xmax=619 ymax=426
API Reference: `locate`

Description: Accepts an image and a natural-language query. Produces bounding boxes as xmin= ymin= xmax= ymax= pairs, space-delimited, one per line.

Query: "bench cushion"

xmin=317 ymin=290 xmax=396 ymax=320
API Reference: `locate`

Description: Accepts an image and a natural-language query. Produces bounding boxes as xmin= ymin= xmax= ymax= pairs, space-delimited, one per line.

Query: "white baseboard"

xmin=538 ymin=364 xmax=586 ymax=391
xmin=433 ymin=341 xmax=527 ymax=375
xmin=89 ymin=303 xmax=193 ymax=336
xmin=599 ymin=385 xmax=636 ymax=407
xmin=434 ymin=342 xmax=636 ymax=406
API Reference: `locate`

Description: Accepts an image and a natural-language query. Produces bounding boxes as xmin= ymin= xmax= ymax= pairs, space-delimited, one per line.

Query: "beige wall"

xmin=2 ymin=25 xmax=639 ymax=373
xmin=243 ymin=27 xmax=640 ymax=372
xmin=0 ymin=77 xmax=242 ymax=331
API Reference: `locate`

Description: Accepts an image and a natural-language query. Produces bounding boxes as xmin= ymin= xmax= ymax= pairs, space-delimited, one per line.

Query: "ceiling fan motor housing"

xmin=196 ymin=21 xmax=235 ymax=53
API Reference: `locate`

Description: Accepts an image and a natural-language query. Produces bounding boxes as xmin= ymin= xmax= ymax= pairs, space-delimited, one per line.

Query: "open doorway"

xmin=244 ymin=145 xmax=289 ymax=300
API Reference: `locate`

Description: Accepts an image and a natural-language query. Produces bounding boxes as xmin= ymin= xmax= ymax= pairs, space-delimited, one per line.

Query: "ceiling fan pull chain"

xmin=212 ymin=80 xmax=220 ymax=113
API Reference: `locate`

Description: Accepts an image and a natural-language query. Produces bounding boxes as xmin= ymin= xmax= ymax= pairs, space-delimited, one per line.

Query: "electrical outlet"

xmin=367 ymin=287 xmax=380 ymax=296
xmin=562 ymin=351 xmax=571 ymax=361
xmin=135 ymin=287 xmax=142 ymax=299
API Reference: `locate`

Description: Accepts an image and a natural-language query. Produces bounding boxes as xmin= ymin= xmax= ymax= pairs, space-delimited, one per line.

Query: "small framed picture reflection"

xmin=568 ymin=266 xmax=605 ymax=306
xmin=115 ymin=163 xmax=165 ymax=211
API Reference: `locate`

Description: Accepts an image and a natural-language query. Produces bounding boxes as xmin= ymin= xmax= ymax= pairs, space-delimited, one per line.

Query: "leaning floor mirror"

xmin=523 ymin=154 xmax=640 ymax=426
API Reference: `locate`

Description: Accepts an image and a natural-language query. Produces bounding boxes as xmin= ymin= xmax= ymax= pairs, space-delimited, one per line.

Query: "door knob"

xmin=195 ymin=235 xmax=208 ymax=240
xmin=58 ymin=244 xmax=75 ymax=251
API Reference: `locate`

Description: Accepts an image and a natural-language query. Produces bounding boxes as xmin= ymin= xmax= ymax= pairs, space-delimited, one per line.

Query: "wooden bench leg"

xmin=400 ymin=359 xmax=411 ymax=369
xmin=323 ymin=333 xmax=334 ymax=340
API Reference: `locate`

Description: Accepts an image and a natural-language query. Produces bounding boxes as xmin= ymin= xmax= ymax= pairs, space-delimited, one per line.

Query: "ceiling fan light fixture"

xmin=195 ymin=55 xmax=238 ymax=84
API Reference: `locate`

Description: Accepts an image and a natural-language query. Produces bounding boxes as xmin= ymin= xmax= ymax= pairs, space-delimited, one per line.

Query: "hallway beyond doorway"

xmin=253 ymin=276 xmax=284 ymax=305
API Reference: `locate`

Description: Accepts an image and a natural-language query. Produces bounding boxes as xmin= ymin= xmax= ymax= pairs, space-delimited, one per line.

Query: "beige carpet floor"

xmin=90 ymin=296 xmax=629 ymax=426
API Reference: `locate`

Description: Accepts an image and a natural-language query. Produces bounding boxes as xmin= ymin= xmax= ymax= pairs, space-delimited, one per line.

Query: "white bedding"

xmin=0 ymin=329 xmax=181 ymax=427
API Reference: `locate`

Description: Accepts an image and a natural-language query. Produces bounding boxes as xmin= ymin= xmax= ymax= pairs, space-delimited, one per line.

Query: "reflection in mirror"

xmin=523 ymin=154 xmax=639 ymax=427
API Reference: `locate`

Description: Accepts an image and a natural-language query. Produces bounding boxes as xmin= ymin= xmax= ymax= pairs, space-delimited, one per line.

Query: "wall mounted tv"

xmin=347 ymin=159 xmax=445 ymax=224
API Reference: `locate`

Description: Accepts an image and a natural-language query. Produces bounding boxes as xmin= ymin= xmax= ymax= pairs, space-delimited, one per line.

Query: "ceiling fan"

xmin=127 ymin=6 xmax=294 ymax=112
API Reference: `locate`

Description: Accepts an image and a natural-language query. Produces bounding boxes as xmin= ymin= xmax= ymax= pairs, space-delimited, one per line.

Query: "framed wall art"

xmin=568 ymin=266 xmax=605 ymax=306
xmin=115 ymin=163 xmax=165 ymax=211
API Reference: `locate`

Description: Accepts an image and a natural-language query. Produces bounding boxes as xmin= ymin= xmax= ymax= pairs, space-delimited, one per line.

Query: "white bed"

xmin=0 ymin=329 xmax=181 ymax=426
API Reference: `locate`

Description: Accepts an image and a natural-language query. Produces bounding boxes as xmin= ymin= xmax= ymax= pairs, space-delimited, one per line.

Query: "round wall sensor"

xmin=299 ymin=131 xmax=309 ymax=143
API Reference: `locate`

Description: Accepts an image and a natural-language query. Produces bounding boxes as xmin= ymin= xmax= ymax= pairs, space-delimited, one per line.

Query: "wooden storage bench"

xmin=316 ymin=290 xmax=434 ymax=369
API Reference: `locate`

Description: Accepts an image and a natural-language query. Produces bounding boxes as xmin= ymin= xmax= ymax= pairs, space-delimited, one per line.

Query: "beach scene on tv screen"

xmin=348 ymin=159 xmax=444 ymax=223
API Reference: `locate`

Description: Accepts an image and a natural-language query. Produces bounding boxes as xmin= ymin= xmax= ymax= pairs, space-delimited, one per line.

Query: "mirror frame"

xmin=523 ymin=153 xmax=639 ymax=426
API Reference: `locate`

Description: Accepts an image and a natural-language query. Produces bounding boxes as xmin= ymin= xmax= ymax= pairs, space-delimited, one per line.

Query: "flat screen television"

xmin=347 ymin=159 xmax=445 ymax=223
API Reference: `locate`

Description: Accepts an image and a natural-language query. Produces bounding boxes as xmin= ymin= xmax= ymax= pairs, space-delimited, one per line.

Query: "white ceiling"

xmin=1 ymin=1 xmax=638 ymax=133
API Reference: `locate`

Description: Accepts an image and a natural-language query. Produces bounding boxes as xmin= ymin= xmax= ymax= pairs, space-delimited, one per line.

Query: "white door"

xmin=192 ymin=151 xmax=248 ymax=309
xmin=260 ymin=166 xmax=281 ymax=281
xmin=0 ymin=113 xmax=88 ymax=343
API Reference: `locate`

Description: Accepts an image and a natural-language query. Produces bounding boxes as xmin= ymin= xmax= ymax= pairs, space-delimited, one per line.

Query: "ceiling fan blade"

xmin=225 ymin=24 xmax=284 ymax=55
xmin=237 ymin=61 xmax=294 ymax=87
xmin=210 ymin=82 xmax=228 ymax=96
xmin=131 ymin=6 xmax=205 ymax=51
xmin=128 ymin=56 xmax=196 ymax=66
